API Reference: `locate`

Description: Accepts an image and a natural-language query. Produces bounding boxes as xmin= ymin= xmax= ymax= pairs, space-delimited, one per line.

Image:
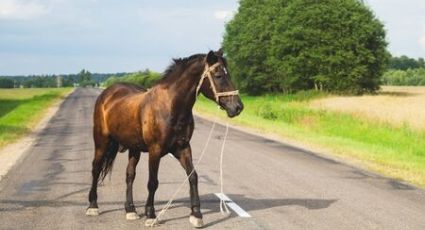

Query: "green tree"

xmin=223 ymin=0 xmax=389 ymax=94
xmin=78 ymin=69 xmax=95 ymax=87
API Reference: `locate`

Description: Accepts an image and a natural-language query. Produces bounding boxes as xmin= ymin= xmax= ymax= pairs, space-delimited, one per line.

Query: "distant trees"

xmin=389 ymin=56 xmax=425 ymax=70
xmin=0 ymin=77 xmax=14 ymax=88
xmin=0 ymin=70 xmax=126 ymax=88
xmin=22 ymin=76 xmax=56 ymax=88
xmin=103 ymin=69 xmax=161 ymax=88
xmin=223 ymin=0 xmax=389 ymax=95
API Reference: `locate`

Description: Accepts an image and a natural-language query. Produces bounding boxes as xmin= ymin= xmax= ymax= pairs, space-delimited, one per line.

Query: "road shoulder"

xmin=0 ymin=89 xmax=75 ymax=183
xmin=193 ymin=111 xmax=419 ymax=190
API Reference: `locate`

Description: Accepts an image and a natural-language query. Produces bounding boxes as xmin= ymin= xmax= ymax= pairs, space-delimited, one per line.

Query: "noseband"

xmin=195 ymin=62 xmax=239 ymax=103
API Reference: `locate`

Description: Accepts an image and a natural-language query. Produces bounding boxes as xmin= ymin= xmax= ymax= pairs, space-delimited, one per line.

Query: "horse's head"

xmin=197 ymin=49 xmax=244 ymax=118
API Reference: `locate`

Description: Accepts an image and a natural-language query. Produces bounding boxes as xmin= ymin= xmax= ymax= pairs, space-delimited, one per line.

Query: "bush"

xmin=103 ymin=70 xmax=161 ymax=88
xmin=383 ymin=68 xmax=425 ymax=86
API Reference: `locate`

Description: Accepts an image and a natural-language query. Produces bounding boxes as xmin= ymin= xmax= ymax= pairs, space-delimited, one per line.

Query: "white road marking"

xmin=214 ymin=193 xmax=251 ymax=218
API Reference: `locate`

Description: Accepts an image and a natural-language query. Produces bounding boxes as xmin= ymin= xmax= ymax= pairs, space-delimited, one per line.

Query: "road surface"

xmin=1 ymin=88 xmax=425 ymax=229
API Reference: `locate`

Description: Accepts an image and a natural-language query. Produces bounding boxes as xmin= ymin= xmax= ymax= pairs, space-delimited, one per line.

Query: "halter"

xmin=195 ymin=62 xmax=239 ymax=103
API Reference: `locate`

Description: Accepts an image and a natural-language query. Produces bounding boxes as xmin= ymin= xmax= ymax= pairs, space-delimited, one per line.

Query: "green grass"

xmin=194 ymin=91 xmax=425 ymax=187
xmin=0 ymin=88 xmax=72 ymax=148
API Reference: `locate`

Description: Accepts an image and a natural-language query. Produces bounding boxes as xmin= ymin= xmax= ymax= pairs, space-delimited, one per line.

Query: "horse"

xmin=85 ymin=49 xmax=243 ymax=228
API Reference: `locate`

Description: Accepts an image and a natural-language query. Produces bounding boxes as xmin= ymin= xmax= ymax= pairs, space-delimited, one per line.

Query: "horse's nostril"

xmin=236 ymin=104 xmax=243 ymax=114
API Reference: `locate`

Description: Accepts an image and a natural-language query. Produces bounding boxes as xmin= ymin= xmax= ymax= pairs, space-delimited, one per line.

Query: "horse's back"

xmin=98 ymin=83 xmax=146 ymax=105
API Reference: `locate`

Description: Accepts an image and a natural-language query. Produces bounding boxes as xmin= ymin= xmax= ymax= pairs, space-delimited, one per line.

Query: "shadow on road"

xmin=0 ymin=192 xmax=337 ymax=228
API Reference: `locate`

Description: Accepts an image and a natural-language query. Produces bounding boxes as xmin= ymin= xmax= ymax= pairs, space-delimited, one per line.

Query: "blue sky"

xmin=0 ymin=0 xmax=424 ymax=75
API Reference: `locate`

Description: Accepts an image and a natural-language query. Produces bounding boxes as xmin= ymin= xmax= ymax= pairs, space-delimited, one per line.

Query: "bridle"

xmin=195 ymin=62 xmax=239 ymax=103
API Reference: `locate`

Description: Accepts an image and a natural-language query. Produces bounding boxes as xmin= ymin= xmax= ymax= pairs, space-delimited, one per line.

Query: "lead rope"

xmin=219 ymin=121 xmax=230 ymax=215
xmin=149 ymin=120 xmax=216 ymax=226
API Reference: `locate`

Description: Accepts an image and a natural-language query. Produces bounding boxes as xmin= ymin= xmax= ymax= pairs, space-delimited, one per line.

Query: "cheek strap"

xmin=196 ymin=63 xmax=239 ymax=103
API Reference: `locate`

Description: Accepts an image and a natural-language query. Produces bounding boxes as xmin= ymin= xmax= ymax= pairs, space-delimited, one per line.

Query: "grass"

xmin=0 ymin=88 xmax=72 ymax=148
xmin=194 ymin=90 xmax=425 ymax=187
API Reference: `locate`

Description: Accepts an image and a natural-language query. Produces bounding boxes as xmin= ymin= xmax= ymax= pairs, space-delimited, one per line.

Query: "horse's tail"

xmin=99 ymin=138 xmax=119 ymax=182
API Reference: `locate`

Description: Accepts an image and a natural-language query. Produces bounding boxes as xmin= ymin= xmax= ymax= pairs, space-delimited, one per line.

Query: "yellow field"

xmin=310 ymin=86 xmax=425 ymax=130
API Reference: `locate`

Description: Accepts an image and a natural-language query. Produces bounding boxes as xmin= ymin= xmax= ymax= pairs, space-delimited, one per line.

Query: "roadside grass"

xmin=0 ymin=88 xmax=72 ymax=148
xmin=194 ymin=90 xmax=425 ymax=187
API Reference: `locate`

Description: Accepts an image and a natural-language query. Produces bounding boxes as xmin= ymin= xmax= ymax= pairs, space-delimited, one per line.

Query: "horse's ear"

xmin=206 ymin=50 xmax=218 ymax=65
xmin=216 ymin=48 xmax=224 ymax=57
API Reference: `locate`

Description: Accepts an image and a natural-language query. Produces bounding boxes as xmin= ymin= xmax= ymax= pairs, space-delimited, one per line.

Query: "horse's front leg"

xmin=144 ymin=146 xmax=162 ymax=227
xmin=174 ymin=145 xmax=203 ymax=228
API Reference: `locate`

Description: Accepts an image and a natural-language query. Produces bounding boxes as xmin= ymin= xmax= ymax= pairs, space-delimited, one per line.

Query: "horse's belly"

xmin=114 ymin=134 xmax=148 ymax=152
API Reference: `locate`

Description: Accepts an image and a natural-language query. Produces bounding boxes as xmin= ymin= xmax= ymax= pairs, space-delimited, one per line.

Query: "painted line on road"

xmin=214 ymin=193 xmax=251 ymax=218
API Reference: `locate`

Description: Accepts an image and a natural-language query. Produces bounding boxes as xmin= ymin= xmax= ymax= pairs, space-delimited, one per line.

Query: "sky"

xmin=0 ymin=0 xmax=424 ymax=75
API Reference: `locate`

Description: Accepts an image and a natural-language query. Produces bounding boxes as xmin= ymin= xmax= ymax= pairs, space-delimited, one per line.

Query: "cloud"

xmin=0 ymin=0 xmax=48 ymax=20
xmin=213 ymin=10 xmax=234 ymax=21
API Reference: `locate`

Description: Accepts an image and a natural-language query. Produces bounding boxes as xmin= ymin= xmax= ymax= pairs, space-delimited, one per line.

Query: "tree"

xmin=223 ymin=0 xmax=390 ymax=94
xmin=78 ymin=69 xmax=95 ymax=87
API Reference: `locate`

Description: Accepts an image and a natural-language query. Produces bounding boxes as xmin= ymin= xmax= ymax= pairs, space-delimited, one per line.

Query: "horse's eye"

xmin=215 ymin=74 xmax=223 ymax=79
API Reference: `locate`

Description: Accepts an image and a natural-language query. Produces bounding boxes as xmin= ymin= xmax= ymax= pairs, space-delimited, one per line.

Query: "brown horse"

xmin=85 ymin=49 xmax=243 ymax=227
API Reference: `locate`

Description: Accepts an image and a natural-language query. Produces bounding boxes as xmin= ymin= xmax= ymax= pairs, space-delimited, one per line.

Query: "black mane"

xmin=161 ymin=54 xmax=205 ymax=79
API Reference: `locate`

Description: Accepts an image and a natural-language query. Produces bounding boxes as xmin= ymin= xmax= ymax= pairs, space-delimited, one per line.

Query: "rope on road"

xmin=219 ymin=121 xmax=231 ymax=215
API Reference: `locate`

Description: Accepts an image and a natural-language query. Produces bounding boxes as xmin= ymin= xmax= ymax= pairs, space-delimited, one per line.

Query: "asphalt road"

xmin=1 ymin=88 xmax=425 ymax=230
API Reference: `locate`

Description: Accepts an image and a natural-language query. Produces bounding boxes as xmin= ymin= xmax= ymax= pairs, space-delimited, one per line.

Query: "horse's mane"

xmin=161 ymin=54 xmax=205 ymax=81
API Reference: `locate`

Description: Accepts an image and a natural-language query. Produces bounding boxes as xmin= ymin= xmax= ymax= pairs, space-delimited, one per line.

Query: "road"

xmin=1 ymin=88 xmax=425 ymax=229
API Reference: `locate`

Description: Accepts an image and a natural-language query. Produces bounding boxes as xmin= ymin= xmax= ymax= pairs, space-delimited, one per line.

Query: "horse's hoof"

xmin=189 ymin=215 xmax=204 ymax=228
xmin=145 ymin=218 xmax=160 ymax=227
xmin=126 ymin=212 xmax=140 ymax=220
xmin=86 ymin=208 xmax=99 ymax=216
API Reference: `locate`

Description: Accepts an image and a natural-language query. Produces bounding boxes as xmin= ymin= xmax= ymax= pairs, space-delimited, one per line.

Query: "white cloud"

xmin=0 ymin=0 xmax=48 ymax=20
xmin=213 ymin=10 xmax=234 ymax=21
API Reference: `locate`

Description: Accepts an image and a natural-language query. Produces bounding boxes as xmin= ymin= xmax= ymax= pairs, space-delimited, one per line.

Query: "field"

xmin=311 ymin=86 xmax=425 ymax=130
xmin=194 ymin=87 xmax=425 ymax=187
xmin=0 ymin=88 xmax=72 ymax=148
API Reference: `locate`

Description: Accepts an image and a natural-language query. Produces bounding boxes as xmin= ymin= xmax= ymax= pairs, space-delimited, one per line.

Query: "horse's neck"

xmin=159 ymin=61 xmax=204 ymax=115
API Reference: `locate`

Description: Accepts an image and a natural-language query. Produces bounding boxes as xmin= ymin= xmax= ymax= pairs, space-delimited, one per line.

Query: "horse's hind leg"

xmin=86 ymin=135 xmax=118 ymax=216
xmin=86 ymin=144 xmax=105 ymax=216
xmin=124 ymin=149 xmax=141 ymax=220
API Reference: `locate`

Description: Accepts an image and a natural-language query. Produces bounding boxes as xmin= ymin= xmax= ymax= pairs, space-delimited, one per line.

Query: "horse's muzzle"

xmin=226 ymin=101 xmax=244 ymax=118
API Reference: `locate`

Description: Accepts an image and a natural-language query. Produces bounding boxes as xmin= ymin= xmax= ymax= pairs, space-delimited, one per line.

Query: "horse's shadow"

xmin=99 ymin=193 xmax=337 ymax=227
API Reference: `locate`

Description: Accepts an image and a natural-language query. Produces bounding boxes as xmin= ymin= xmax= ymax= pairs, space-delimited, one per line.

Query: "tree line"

xmin=0 ymin=70 xmax=127 ymax=88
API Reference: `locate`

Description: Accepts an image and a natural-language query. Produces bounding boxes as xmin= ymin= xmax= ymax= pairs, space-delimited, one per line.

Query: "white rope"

xmin=219 ymin=121 xmax=230 ymax=215
xmin=149 ymin=120 xmax=217 ymax=226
